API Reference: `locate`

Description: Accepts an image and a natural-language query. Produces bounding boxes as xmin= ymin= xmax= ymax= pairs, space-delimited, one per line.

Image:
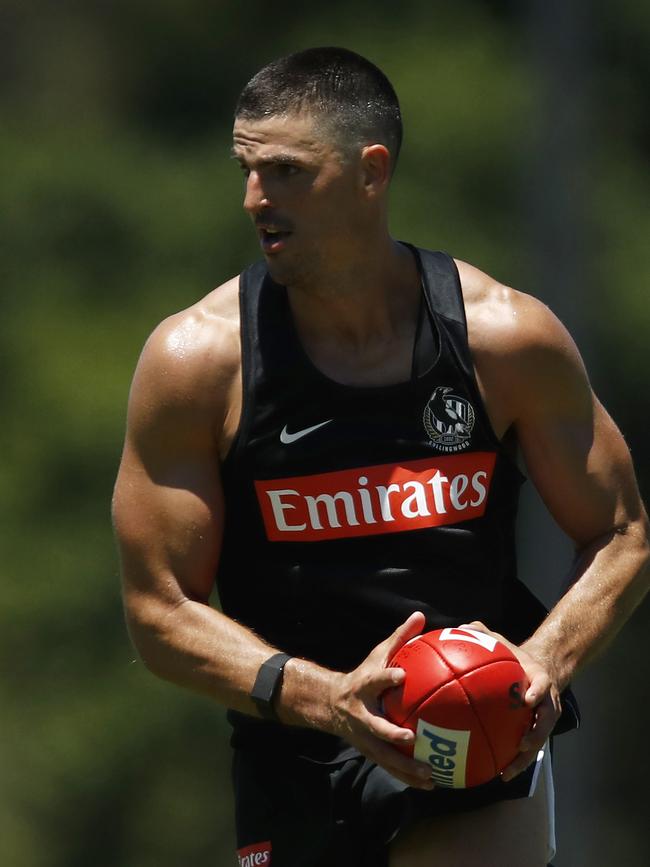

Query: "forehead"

xmin=232 ymin=112 xmax=340 ymax=162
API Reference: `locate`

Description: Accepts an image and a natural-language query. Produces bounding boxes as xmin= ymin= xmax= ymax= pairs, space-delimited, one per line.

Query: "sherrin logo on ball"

xmin=414 ymin=720 xmax=470 ymax=788
xmin=382 ymin=627 xmax=533 ymax=788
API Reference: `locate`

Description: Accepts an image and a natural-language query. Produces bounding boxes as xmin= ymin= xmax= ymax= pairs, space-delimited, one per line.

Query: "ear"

xmin=360 ymin=144 xmax=391 ymax=195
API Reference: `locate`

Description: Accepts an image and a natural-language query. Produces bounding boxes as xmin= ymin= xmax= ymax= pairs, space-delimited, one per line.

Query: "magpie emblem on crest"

xmin=423 ymin=386 xmax=475 ymax=453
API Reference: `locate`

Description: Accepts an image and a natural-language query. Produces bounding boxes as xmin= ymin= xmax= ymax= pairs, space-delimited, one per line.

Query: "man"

xmin=113 ymin=47 xmax=649 ymax=866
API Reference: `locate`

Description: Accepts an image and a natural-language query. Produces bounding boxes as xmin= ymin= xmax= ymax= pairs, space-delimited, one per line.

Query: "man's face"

xmin=232 ymin=111 xmax=368 ymax=288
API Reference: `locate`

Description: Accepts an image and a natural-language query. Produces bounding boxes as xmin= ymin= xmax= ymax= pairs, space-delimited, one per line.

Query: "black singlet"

xmin=217 ymin=246 xmax=577 ymax=751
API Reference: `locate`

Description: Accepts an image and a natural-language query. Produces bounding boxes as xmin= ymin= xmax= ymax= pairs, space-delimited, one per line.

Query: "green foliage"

xmin=2 ymin=3 xmax=648 ymax=866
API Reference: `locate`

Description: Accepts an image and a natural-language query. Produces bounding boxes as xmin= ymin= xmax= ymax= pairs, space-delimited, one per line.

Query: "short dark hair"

xmin=235 ymin=47 xmax=403 ymax=172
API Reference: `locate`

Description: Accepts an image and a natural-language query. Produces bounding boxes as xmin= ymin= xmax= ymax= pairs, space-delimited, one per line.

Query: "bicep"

xmin=516 ymin=366 xmax=643 ymax=548
xmin=113 ymin=440 xmax=223 ymax=605
xmin=112 ymin=332 xmax=226 ymax=607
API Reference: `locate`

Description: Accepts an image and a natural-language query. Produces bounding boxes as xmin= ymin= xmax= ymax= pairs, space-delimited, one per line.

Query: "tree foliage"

xmin=2 ymin=2 xmax=648 ymax=865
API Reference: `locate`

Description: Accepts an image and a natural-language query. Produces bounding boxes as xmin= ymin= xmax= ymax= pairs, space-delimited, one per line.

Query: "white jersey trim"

xmin=527 ymin=743 xmax=556 ymax=863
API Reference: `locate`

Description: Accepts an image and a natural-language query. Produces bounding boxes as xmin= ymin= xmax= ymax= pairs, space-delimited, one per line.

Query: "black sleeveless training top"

xmin=218 ymin=246 xmax=576 ymax=750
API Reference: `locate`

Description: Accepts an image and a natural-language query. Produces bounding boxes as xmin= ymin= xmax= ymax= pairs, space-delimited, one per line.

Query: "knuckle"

xmin=467 ymin=620 xmax=485 ymax=630
xmin=365 ymin=720 xmax=378 ymax=739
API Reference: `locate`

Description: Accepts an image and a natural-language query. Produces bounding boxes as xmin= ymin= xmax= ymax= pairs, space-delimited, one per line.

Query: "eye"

xmin=276 ymin=163 xmax=300 ymax=178
xmin=239 ymin=164 xmax=251 ymax=179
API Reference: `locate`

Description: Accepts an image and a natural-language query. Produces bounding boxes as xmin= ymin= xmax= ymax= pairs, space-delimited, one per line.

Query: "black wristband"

xmin=250 ymin=653 xmax=292 ymax=722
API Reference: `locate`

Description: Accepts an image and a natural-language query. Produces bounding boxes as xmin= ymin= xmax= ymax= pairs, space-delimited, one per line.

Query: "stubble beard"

xmin=266 ymin=232 xmax=368 ymax=298
xmin=265 ymin=245 xmax=328 ymax=293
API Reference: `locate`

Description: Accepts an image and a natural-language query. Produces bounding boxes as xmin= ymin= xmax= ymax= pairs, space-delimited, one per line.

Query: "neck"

xmin=286 ymin=237 xmax=421 ymax=349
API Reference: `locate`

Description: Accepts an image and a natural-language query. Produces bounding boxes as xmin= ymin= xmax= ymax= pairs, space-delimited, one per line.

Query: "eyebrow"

xmin=230 ymin=150 xmax=304 ymax=166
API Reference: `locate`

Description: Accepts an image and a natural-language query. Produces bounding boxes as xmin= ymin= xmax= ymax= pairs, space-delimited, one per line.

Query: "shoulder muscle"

xmin=456 ymin=259 xmax=643 ymax=545
xmin=127 ymin=276 xmax=241 ymax=455
xmin=112 ymin=276 xmax=241 ymax=603
xmin=456 ymin=259 xmax=588 ymax=429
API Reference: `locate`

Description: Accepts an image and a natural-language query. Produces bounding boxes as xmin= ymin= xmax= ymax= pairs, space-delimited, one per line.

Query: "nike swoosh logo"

xmin=280 ymin=420 xmax=333 ymax=445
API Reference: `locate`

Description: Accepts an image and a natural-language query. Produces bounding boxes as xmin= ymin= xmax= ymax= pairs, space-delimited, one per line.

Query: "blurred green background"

xmin=2 ymin=1 xmax=648 ymax=865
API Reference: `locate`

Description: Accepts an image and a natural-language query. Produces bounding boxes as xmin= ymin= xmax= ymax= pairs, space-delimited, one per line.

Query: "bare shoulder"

xmin=454 ymin=258 xmax=590 ymax=428
xmin=455 ymin=259 xmax=575 ymax=356
xmin=453 ymin=261 xmax=647 ymax=549
xmin=128 ymin=275 xmax=242 ymax=435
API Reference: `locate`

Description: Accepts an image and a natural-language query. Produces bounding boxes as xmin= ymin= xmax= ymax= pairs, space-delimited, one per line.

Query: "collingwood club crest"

xmin=423 ymin=386 xmax=475 ymax=453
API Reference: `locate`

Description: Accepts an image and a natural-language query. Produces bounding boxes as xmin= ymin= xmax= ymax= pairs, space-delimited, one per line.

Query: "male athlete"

xmin=113 ymin=48 xmax=649 ymax=866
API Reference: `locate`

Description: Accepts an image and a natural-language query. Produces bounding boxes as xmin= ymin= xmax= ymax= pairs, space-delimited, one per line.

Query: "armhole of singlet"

xmin=220 ymin=266 xmax=257 ymax=469
xmin=416 ymin=247 xmax=526 ymax=477
xmin=444 ymin=257 xmax=527 ymax=480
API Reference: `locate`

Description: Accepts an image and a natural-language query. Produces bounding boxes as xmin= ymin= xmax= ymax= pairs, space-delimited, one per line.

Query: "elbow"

xmin=123 ymin=593 xmax=183 ymax=679
xmin=628 ymin=513 xmax=650 ymax=569
xmin=640 ymin=523 xmax=650 ymax=594
xmin=616 ymin=516 xmax=650 ymax=608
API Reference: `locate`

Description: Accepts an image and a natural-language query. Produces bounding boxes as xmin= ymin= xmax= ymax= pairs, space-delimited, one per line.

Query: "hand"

xmin=327 ymin=611 xmax=436 ymax=790
xmin=459 ymin=621 xmax=562 ymax=782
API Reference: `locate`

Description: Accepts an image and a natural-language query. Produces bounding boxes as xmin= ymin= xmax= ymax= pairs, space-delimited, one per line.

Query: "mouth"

xmin=257 ymin=226 xmax=293 ymax=255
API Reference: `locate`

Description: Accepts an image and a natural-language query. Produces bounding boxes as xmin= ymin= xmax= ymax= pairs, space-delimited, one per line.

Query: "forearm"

xmin=125 ymin=590 xmax=336 ymax=730
xmin=125 ymin=589 xmax=438 ymax=789
xmin=522 ymin=516 xmax=650 ymax=690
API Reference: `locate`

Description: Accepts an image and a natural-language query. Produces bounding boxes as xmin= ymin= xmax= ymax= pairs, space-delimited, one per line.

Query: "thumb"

xmin=382 ymin=611 xmax=426 ymax=663
xmin=524 ymin=669 xmax=551 ymax=708
xmin=371 ymin=665 xmax=407 ymax=695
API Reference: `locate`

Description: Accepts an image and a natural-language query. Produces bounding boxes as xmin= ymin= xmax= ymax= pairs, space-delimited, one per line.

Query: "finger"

xmin=367 ymin=737 xmax=434 ymax=790
xmin=520 ymin=699 xmax=560 ymax=752
xmin=367 ymin=665 xmax=406 ymax=696
xmin=501 ymin=747 xmax=539 ymax=783
xmin=524 ymin=671 xmax=551 ymax=708
xmin=357 ymin=669 xmax=408 ymax=707
xmin=459 ymin=620 xmax=490 ymax=633
xmin=459 ymin=621 xmax=518 ymax=655
xmin=381 ymin=611 xmax=426 ymax=662
xmin=362 ymin=706 xmax=415 ymax=746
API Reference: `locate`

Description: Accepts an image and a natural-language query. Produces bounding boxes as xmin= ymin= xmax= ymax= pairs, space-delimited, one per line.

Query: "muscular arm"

xmin=113 ymin=298 xmax=432 ymax=788
xmin=465 ymin=275 xmax=650 ymax=774
xmin=112 ymin=304 xmax=278 ymax=714
xmin=515 ymin=339 xmax=648 ymax=691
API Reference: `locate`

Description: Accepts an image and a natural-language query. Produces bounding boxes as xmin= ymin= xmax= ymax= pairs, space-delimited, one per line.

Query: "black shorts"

xmin=232 ymin=743 xmax=541 ymax=867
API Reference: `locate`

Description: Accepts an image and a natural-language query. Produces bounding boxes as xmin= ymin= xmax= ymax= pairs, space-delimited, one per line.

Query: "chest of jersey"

xmin=217 ymin=249 xmax=527 ymax=674
xmin=232 ymin=256 xmax=506 ymax=548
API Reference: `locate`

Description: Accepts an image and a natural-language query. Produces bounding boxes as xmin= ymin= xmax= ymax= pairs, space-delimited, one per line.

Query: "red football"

xmin=382 ymin=626 xmax=533 ymax=788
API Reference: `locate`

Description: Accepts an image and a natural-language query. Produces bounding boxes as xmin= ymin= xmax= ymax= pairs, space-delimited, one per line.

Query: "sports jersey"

xmin=217 ymin=245 xmax=578 ymax=749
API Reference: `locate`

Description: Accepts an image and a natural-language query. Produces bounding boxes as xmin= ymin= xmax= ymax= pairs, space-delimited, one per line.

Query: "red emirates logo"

xmin=237 ymin=841 xmax=271 ymax=866
xmin=255 ymin=452 xmax=496 ymax=542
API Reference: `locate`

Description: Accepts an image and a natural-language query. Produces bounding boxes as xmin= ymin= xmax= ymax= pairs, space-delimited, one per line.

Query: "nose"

xmin=243 ymin=170 xmax=271 ymax=215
